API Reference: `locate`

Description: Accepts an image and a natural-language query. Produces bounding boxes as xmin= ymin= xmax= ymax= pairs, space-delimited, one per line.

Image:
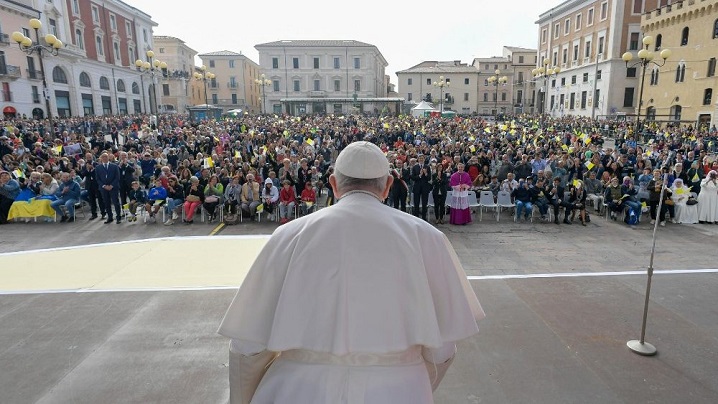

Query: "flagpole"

xmin=627 ymin=173 xmax=668 ymax=356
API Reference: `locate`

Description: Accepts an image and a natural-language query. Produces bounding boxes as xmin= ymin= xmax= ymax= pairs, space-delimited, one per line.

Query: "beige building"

xmin=396 ymin=60 xmax=481 ymax=115
xmin=194 ymin=50 xmax=261 ymax=113
xmin=536 ymin=0 xmax=663 ymax=119
xmin=153 ymin=36 xmax=195 ymax=113
xmin=1 ymin=0 xmax=40 ymax=118
xmin=472 ymin=47 xmax=539 ymax=116
xmin=640 ymin=0 xmax=718 ymax=128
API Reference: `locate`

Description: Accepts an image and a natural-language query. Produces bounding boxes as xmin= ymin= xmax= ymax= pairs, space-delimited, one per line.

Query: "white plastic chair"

xmin=478 ymin=191 xmax=498 ymax=221
xmin=496 ymin=191 xmax=515 ymax=221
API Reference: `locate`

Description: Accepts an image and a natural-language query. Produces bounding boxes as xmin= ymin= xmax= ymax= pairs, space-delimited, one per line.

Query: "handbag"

xmin=664 ymin=198 xmax=674 ymax=206
xmin=205 ymin=195 xmax=219 ymax=203
xmin=686 ymin=197 xmax=698 ymax=206
xmin=186 ymin=195 xmax=200 ymax=202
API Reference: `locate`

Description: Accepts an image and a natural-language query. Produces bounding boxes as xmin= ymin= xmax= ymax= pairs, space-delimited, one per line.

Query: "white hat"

xmin=334 ymin=141 xmax=389 ymax=179
xmin=265 ymin=178 xmax=273 ymax=185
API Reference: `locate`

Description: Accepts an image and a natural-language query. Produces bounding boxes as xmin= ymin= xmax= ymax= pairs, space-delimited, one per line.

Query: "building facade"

xmin=153 ymin=35 xmax=195 ymax=113
xmin=535 ymin=0 xmax=661 ymax=119
xmin=640 ymin=0 xmax=718 ymax=128
xmin=0 ymin=0 xmax=156 ymax=118
xmin=1 ymin=0 xmax=41 ymax=118
xmin=472 ymin=47 xmax=539 ymax=116
xmin=193 ymin=50 xmax=261 ymax=114
xmin=397 ymin=60 xmax=481 ymax=115
xmin=255 ymin=40 xmax=395 ymax=115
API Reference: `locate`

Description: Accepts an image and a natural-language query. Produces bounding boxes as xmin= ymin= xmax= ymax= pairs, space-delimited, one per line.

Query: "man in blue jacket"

xmin=95 ymin=152 xmax=122 ymax=224
xmin=52 ymin=172 xmax=81 ymax=223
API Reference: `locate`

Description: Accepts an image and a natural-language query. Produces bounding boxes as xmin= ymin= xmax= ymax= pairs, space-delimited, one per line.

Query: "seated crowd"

xmin=1 ymin=113 xmax=717 ymax=229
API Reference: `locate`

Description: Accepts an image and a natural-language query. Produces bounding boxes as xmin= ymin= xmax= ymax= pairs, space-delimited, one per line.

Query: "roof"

xmin=256 ymin=40 xmax=375 ymax=48
xmin=198 ymin=50 xmax=244 ymax=57
xmin=504 ymin=46 xmax=536 ymax=53
xmin=397 ymin=60 xmax=477 ymax=74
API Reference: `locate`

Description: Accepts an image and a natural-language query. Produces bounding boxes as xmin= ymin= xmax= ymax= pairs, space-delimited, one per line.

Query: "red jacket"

xmin=280 ymin=186 xmax=296 ymax=204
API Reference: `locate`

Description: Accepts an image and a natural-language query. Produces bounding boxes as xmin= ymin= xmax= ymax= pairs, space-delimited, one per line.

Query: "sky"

xmin=123 ymin=0 xmax=559 ymax=86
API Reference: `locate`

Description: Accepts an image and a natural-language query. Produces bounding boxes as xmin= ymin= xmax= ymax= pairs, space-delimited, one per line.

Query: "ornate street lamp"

xmin=622 ymin=36 xmax=671 ymax=133
xmin=487 ymin=69 xmax=508 ymax=120
xmin=254 ymin=73 xmax=271 ymax=114
xmin=135 ymin=50 xmax=167 ymax=115
xmin=193 ymin=66 xmax=216 ymax=120
xmin=532 ymin=60 xmax=560 ymax=128
xmin=433 ymin=75 xmax=449 ymax=114
xmin=12 ymin=18 xmax=63 ymax=120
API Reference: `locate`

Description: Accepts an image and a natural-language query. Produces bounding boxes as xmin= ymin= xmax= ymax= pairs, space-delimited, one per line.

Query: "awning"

xmin=3 ymin=106 xmax=17 ymax=114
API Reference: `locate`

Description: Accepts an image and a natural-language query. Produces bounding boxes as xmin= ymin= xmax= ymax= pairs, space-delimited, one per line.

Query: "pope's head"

xmin=329 ymin=141 xmax=392 ymax=200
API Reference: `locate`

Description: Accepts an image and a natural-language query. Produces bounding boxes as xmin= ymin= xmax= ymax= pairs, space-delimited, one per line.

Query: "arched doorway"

xmin=2 ymin=106 xmax=17 ymax=118
xmin=32 ymin=108 xmax=44 ymax=119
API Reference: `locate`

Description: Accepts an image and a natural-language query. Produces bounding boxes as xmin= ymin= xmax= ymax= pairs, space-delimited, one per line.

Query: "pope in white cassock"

xmin=218 ymin=141 xmax=485 ymax=404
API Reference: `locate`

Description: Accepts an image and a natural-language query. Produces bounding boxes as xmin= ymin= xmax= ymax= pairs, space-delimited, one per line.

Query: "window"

xmin=575 ymin=14 xmax=581 ymax=30
xmin=517 ymin=72 xmax=523 ymax=83
xmin=569 ymin=93 xmax=575 ymax=109
xmin=573 ymin=45 xmax=579 ymax=62
xmin=407 ymin=78 xmax=413 ymax=85
xmin=99 ymin=76 xmax=110 ymax=90
xmin=212 ymin=94 xmax=218 ymax=104
xmin=272 ymin=57 xmax=279 ymax=69
xmin=334 ymin=57 xmax=340 ymax=69
xmin=109 ymin=14 xmax=117 ymax=31
xmin=519 ymin=56 xmax=524 ymax=64
xmin=650 ymin=69 xmax=659 ymax=85
xmin=354 ymin=57 xmax=360 ymax=69
xmin=600 ymin=1 xmax=608 ymax=20
xmin=118 ymin=98 xmax=127 ymax=114
xmin=354 ymin=79 xmax=361 ymax=92
xmin=113 ymin=42 xmax=120 ymax=62
xmin=445 ymin=78 xmax=451 ymax=84
xmin=96 ymin=36 xmax=103 ymax=55
xmin=334 ymin=80 xmax=340 ymax=92
xmin=126 ymin=21 xmax=132 ymax=38
xmin=82 ymin=94 xmax=94 ymax=115
xmin=633 ymin=0 xmax=643 ymax=14
xmin=587 ymin=8 xmax=594 ymax=26
xmin=629 ymin=33 xmax=640 ymax=50
xmin=162 ymin=84 xmax=170 ymax=96
xmin=655 ymin=34 xmax=662 ymax=51
xmin=209 ymin=60 xmax=215 ymax=68
xmin=72 ymin=0 xmax=80 ymax=14
xmin=132 ymin=82 xmax=140 ymax=94
xmin=675 ymin=64 xmax=685 ymax=82
xmin=116 ymin=79 xmax=125 ymax=92
xmin=492 ymin=93 xmax=497 ymax=102
xmin=598 ymin=37 xmax=605 ymax=55
xmin=585 ymin=41 xmax=591 ymax=60
xmin=671 ymin=105 xmax=682 ymax=121
xmin=229 ymin=76 xmax=237 ymax=88
xmin=313 ymin=79 xmax=320 ymax=91
xmin=55 ymin=90 xmax=71 ymax=117
xmin=48 ymin=19 xmax=57 ymax=37
xmin=79 ymin=72 xmax=91 ymax=87
xmin=562 ymin=48 xmax=567 ymax=64
xmin=704 ymin=89 xmax=713 ymax=105
xmin=464 ymin=92 xmax=469 ymax=101
xmin=594 ymin=89 xmax=600 ymax=106
xmin=407 ymin=93 xmax=412 ymax=101
xmin=293 ymin=58 xmax=299 ymax=69
xmin=627 ymin=68 xmax=637 ymax=78
xmin=553 ymin=51 xmax=558 ymax=66
xmin=646 ymin=106 xmax=656 ymax=120
xmin=483 ymin=93 xmax=488 ymax=102
xmin=681 ymin=27 xmax=689 ymax=46
xmin=464 ymin=78 xmax=470 ymax=85
xmin=427 ymin=78 xmax=431 ymax=85
xmin=273 ymin=80 xmax=280 ymax=92
xmin=623 ymin=87 xmax=635 ymax=107
xmin=708 ymin=58 xmax=716 ymax=77
xmin=31 ymin=86 xmax=40 ymax=103
xmin=561 ymin=77 xmax=566 ymax=86
xmin=517 ymin=90 xmax=523 ymax=103
xmin=571 ymin=75 xmax=577 ymax=85
xmin=75 ymin=29 xmax=84 ymax=50
xmin=542 ymin=28 xmax=547 ymax=44
xmin=91 ymin=5 xmax=99 ymax=23
xmin=501 ymin=92 xmax=507 ymax=101
xmin=293 ymin=80 xmax=300 ymax=92
xmin=229 ymin=60 xmax=235 ymax=68
xmin=581 ymin=91 xmax=587 ymax=109
xmin=231 ymin=94 xmax=237 ymax=104
xmin=583 ymin=73 xmax=589 ymax=83
xmin=313 ymin=57 xmax=319 ymax=69
xmin=554 ymin=23 xmax=560 ymax=39
xmin=52 ymin=66 xmax=67 ymax=84
xmin=714 ymin=19 xmax=718 ymax=39
xmin=143 ymin=29 xmax=147 ymax=42
xmin=101 ymin=95 xmax=112 ymax=115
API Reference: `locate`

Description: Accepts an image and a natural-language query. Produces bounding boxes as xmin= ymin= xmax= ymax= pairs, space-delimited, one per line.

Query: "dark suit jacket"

xmin=96 ymin=162 xmax=121 ymax=189
xmin=411 ymin=163 xmax=432 ymax=194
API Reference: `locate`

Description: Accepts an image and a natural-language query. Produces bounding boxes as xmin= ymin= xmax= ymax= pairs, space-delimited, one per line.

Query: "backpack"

xmin=624 ymin=206 xmax=639 ymax=225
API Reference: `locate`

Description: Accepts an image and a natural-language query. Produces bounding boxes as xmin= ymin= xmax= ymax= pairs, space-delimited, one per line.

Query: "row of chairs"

xmin=407 ymin=191 xmax=517 ymax=222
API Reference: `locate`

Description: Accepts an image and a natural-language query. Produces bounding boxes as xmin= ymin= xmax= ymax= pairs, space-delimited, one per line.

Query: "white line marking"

xmin=0 ymin=269 xmax=716 ymax=296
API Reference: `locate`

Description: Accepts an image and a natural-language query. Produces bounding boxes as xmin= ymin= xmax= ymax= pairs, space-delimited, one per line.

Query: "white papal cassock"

xmin=218 ymin=192 xmax=485 ymax=403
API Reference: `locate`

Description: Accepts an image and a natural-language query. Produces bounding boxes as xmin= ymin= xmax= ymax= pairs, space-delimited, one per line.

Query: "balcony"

xmin=443 ymin=95 xmax=454 ymax=105
xmin=216 ymin=98 xmax=245 ymax=106
xmin=0 ymin=65 xmax=21 ymax=80
xmin=27 ymin=69 xmax=43 ymax=80
xmin=228 ymin=82 xmax=238 ymax=89
xmin=2 ymin=90 xmax=12 ymax=102
xmin=309 ymin=90 xmax=326 ymax=97
xmin=0 ymin=33 xmax=10 ymax=45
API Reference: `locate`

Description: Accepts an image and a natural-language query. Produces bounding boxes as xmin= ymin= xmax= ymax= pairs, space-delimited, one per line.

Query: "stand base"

xmin=627 ymin=340 xmax=657 ymax=356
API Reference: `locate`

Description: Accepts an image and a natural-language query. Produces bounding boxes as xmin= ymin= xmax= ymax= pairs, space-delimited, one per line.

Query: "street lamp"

xmin=135 ymin=50 xmax=167 ymax=115
xmin=11 ymin=18 xmax=63 ymax=120
xmin=254 ymin=73 xmax=271 ymax=114
xmin=532 ymin=59 xmax=561 ymax=116
xmin=487 ymin=69 xmax=508 ymax=120
xmin=622 ymin=36 xmax=671 ymax=133
xmin=193 ymin=66 xmax=216 ymax=120
xmin=433 ymin=75 xmax=449 ymax=114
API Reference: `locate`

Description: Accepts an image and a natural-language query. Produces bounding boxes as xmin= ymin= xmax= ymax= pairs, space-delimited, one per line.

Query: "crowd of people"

xmin=1 ymin=112 xmax=718 ymax=228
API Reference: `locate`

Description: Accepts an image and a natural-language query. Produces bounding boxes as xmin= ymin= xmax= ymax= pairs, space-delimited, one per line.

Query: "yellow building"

xmin=640 ymin=0 xmax=718 ymax=128
xmin=153 ymin=36 xmax=196 ymax=114
xmin=193 ymin=50 xmax=261 ymax=114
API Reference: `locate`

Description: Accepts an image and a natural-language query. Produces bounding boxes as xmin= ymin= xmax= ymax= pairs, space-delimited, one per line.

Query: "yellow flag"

xmin=234 ymin=150 xmax=240 ymax=159
xmin=53 ymin=145 xmax=63 ymax=154
xmin=561 ymin=144 xmax=569 ymax=151
xmin=675 ymin=188 xmax=685 ymax=195
xmin=306 ymin=138 xmax=315 ymax=146
xmin=585 ymin=161 xmax=595 ymax=170
xmin=470 ymin=145 xmax=476 ymax=152
xmin=383 ymin=123 xmax=390 ymax=129
xmin=554 ymin=136 xmax=561 ymax=142
xmin=692 ymin=173 xmax=699 ymax=182
xmin=213 ymin=136 xmax=220 ymax=142
xmin=573 ymin=179 xmax=580 ymax=187
xmin=484 ymin=127 xmax=491 ymax=134
xmin=14 ymin=169 xmax=25 ymax=178
xmin=204 ymin=157 xmax=214 ymax=168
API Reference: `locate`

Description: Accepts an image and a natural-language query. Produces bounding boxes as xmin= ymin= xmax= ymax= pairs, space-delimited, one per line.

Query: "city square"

xmin=2 ymin=0 xmax=718 ymax=403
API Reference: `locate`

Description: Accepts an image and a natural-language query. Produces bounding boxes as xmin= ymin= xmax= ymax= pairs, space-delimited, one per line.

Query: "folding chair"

xmin=496 ymin=191 xmax=515 ymax=221
xmin=478 ymin=191 xmax=498 ymax=221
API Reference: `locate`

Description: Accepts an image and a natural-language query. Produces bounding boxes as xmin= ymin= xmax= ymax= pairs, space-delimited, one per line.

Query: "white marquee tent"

xmin=410 ymin=100 xmax=437 ymax=118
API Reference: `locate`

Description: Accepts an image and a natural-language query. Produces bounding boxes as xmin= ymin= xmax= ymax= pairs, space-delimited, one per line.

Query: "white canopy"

xmin=410 ymin=101 xmax=437 ymax=117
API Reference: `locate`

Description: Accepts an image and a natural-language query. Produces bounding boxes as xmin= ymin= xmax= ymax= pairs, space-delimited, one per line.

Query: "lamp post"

xmin=193 ymin=66 xmax=215 ymax=120
xmin=532 ymin=60 xmax=560 ymax=128
xmin=254 ymin=73 xmax=271 ymax=114
xmin=622 ymin=36 xmax=671 ymax=134
xmin=433 ymin=75 xmax=449 ymax=115
xmin=487 ymin=69 xmax=508 ymax=121
xmin=135 ymin=50 xmax=167 ymax=115
xmin=12 ymin=19 xmax=63 ymax=120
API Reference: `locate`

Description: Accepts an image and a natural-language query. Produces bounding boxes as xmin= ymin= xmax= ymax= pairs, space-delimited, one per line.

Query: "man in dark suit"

xmin=81 ymin=161 xmax=105 ymax=220
xmin=96 ymin=152 xmax=122 ymax=224
xmin=547 ymin=176 xmax=573 ymax=224
xmin=411 ymin=155 xmax=432 ymax=221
